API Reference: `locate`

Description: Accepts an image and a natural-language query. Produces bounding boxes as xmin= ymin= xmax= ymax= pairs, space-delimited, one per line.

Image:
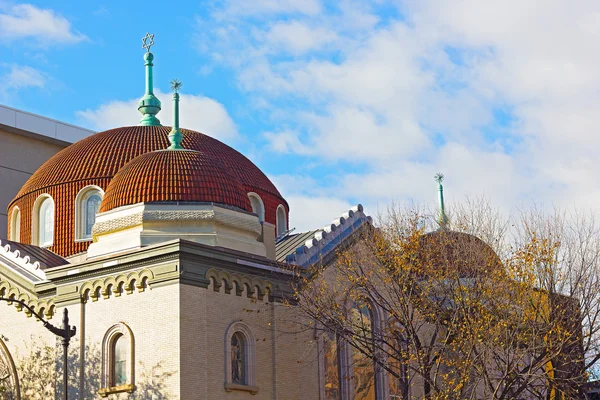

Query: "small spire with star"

xmin=168 ymin=79 xmax=183 ymax=149
xmin=435 ymin=173 xmax=449 ymax=229
xmin=138 ymin=33 xmax=162 ymax=126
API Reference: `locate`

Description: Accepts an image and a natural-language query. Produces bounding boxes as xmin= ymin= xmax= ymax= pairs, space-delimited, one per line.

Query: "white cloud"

xmin=265 ymin=21 xmax=337 ymax=55
xmin=287 ymin=195 xmax=355 ymax=232
xmin=77 ymin=90 xmax=238 ymax=142
xmin=0 ymin=4 xmax=87 ymax=45
xmin=196 ymin=1 xmax=600 ymax=227
xmin=214 ymin=0 xmax=322 ymax=18
xmin=3 ymin=64 xmax=46 ymax=89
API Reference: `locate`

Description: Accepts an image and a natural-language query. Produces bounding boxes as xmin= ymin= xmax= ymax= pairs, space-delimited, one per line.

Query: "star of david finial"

xmin=434 ymin=172 xmax=444 ymax=184
xmin=142 ymin=32 xmax=155 ymax=53
xmin=170 ymin=79 xmax=182 ymax=93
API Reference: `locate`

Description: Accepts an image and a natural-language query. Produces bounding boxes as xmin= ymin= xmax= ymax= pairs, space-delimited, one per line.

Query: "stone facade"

xmin=0 ymin=239 xmax=321 ymax=399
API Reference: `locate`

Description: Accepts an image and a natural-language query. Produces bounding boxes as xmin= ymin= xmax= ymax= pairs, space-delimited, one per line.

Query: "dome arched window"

xmin=75 ymin=186 xmax=104 ymax=241
xmin=248 ymin=193 xmax=265 ymax=222
xmin=276 ymin=205 xmax=287 ymax=237
xmin=33 ymin=195 xmax=54 ymax=247
xmin=9 ymin=206 xmax=20 ymax=242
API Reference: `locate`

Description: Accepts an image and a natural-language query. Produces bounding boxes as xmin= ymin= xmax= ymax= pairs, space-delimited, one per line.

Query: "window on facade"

xmin=324 ymin=330 xmax=341 ymax=400
xmin=76 ymin=187 xmax=103 ymax=240
xmin=350 ymin=303 xmax=377 ymax=400
xmin=10 ymin=207 xmax=20 ymax=242
xmin=224 ymin=322 xmax=257 ymax=392
xmin=321 ymin=302 xmax=382 ymax=400
xmin=100 ymin=323 xmax=135 ymax=396
xmin=388 ymin=338 xmax=409 ymax=400
xmin=231 ymin=332 xmax=246 ymax=384
xmin=248 ymin=193 xmax=265 ymax=222
xmin=113 ymin=334 xmax=128 ymax=386
xmin=276 ymin=205 xmax=287 ymax=236
xmin=37 ymin=197 xmax=54 ymax=247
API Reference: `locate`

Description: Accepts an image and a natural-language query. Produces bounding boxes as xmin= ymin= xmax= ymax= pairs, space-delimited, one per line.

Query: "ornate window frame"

xmin=99 ymin=323 xmax=135 ymax=397
xmin=0 ymin=337 xmax=20 ymax=399
xmin=75 ymin=185 xmax=104 ymax=242
xmin=9 ymin=206 xmax=20 ymax=242
xmin=276 ymin=204 xmax=287 ymax=237
xmin=248 ymin=192 xmax=265 ymax=222
xmin=32 ymin=194 xmax=54 ymax=247
xmin=224 ymin=321 xmax=258 ymax=395
xmin=318 ymin=301 xmax=387 ymax=400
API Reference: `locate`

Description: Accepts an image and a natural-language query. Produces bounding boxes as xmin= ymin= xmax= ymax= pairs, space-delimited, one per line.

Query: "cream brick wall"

xmin=0 ymin=263 xmax=322 ymax=400
xmin=82 ymin=283 xmax=180 ymax=399
xmin=180 ymin=281 xmax=320 ymax=400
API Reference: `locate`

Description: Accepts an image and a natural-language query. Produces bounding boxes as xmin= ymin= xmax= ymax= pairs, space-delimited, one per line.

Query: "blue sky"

xmin=2 ymin=0 xmax=600 ymax=231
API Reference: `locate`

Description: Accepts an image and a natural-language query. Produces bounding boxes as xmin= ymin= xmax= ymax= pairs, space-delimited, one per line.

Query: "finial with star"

xmin=170 ymin=79 xmax=182 ymax=93
xmin=434 ymin=172 xmax=444 ymax=184
xmin=142 ymin=32 xmax=155 ymax=53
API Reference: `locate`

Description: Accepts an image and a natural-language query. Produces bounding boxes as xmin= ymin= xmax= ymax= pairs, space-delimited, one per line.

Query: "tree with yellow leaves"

xmin=289 ymin=198 xmax=587 ymax=399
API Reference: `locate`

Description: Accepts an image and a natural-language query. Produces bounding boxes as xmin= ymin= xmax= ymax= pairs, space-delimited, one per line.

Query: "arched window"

xmin=10 ymin=206 xmax=20 ymax=242
xmin=224 ymin=321 xmax=257 ymax=394
xmin=248 ymin=193 xmax=265 ymax=222
xmin=276 ymin=204 xmax=287 ymax=237
xmin=231 ymin=332 xmax=246 ymax=384
xmin=323 ymin=330 xmax=341 ymax=400
xmin=100 ymin=323 xmax=135 ymax=396
xmin=113 ymin=334 xmax=128 ymax=386
xmin=350 ymin=303 xmax=377 ymax=400
xmin=75 ymin=186 xmax=104 ymax=241
xmin=319 ymin=302 xmax=384 ymax=400
xmin=32 ymin=195 xmax=54 ymax=247
xmin=389 ymin=337 xmax=410 ymax=400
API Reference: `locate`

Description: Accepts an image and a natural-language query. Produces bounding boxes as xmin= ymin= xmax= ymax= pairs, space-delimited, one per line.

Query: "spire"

xmin=138 ymin=33 xmax=162 ymax=126
xmin=434 ymin=173 xmax=449 ymax=229
xmin=168 ymin=79 xmax=183 ymax=149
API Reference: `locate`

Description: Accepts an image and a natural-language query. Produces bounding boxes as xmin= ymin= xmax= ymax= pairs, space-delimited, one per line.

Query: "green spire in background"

xmin=138 ymin=33 xmax=162 ymax=126
xmin=168 ymin=79 xmax=183 ymax=149
xmin=435 ymin=173 xmax=449 ymax=229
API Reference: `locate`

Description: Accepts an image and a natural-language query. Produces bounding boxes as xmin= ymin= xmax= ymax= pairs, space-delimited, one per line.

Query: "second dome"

xmin=101 ymin=149 xmax=252 ymax=213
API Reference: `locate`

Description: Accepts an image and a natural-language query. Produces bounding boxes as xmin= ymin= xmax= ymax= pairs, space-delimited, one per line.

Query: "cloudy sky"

xmin=1 ymin=1 xmax=599 ymax=232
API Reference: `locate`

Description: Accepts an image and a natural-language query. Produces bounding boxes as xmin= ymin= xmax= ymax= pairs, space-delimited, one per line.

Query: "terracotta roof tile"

xmin=8 ymin=126 xmax=288 ymax=257
xmin=101 ymin=150 xmax=251 ymax=212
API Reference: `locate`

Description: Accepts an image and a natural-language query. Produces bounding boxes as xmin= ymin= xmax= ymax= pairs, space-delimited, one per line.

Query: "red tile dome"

xmin=8 ymin=125 xmax=288 ymax=257
xmin=100 ymin=149 xmax=251 ymax=212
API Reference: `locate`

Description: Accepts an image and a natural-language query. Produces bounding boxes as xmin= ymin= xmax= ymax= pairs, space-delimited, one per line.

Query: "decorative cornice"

xmin=205 ymin=268 xmax=272 ymax=300
xmin=80 ymin=268 xmax=155 ymax=302
xmin=285 ymin=204 xmax=372 ymax=267
xmin=0 ymin=239 xmax=48 ymax=281
xmin=92 ymin=207 xmax=262 ymax=237
xmin=0 ymin=278 xmax=55 ymax=319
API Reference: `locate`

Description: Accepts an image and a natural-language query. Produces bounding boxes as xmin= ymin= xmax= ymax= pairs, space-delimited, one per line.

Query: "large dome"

xmin=100 ymin=149 xmax=251 ymax=212
xmin=9 ymin=125 xmax=288 ymax=257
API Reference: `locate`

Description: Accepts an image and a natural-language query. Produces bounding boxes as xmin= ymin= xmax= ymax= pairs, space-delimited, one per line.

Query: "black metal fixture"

xmin=0 ymin=298 xmax=76 ymax=400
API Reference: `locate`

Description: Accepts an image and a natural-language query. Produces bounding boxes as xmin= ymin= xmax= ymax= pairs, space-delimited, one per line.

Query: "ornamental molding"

xmin=205 ymin=268 xmax=272 ymax=299
xmin=285 ymin=204 xmax=372 ymax=267
xmin=92 ymin=207 xmax=261 ymax=237
xmin=0 ymin=278 xmax=56 ymax=319
xmin=0 ymin=239 xmax=48 ymax=281
xmin=80 ymin=268 xmax=155 ymax=302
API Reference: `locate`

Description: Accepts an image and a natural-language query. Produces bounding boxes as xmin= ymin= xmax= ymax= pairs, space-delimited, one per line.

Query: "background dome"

xmin=418 ymin=230 xmax=503 ymax=277
xmin=9 ymin=126 xmax=288 ymax=257
xmin=101 ymin=149 xmax=251 ymax=212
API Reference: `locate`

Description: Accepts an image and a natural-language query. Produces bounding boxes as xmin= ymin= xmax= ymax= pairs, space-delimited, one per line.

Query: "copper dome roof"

xmin=9 ymin=125 xmax=288 ymax=257
xmin=100 ymin=149 xmax=251 ymax=212
xmin=15 ymin=125 xmax=284 ymax=202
